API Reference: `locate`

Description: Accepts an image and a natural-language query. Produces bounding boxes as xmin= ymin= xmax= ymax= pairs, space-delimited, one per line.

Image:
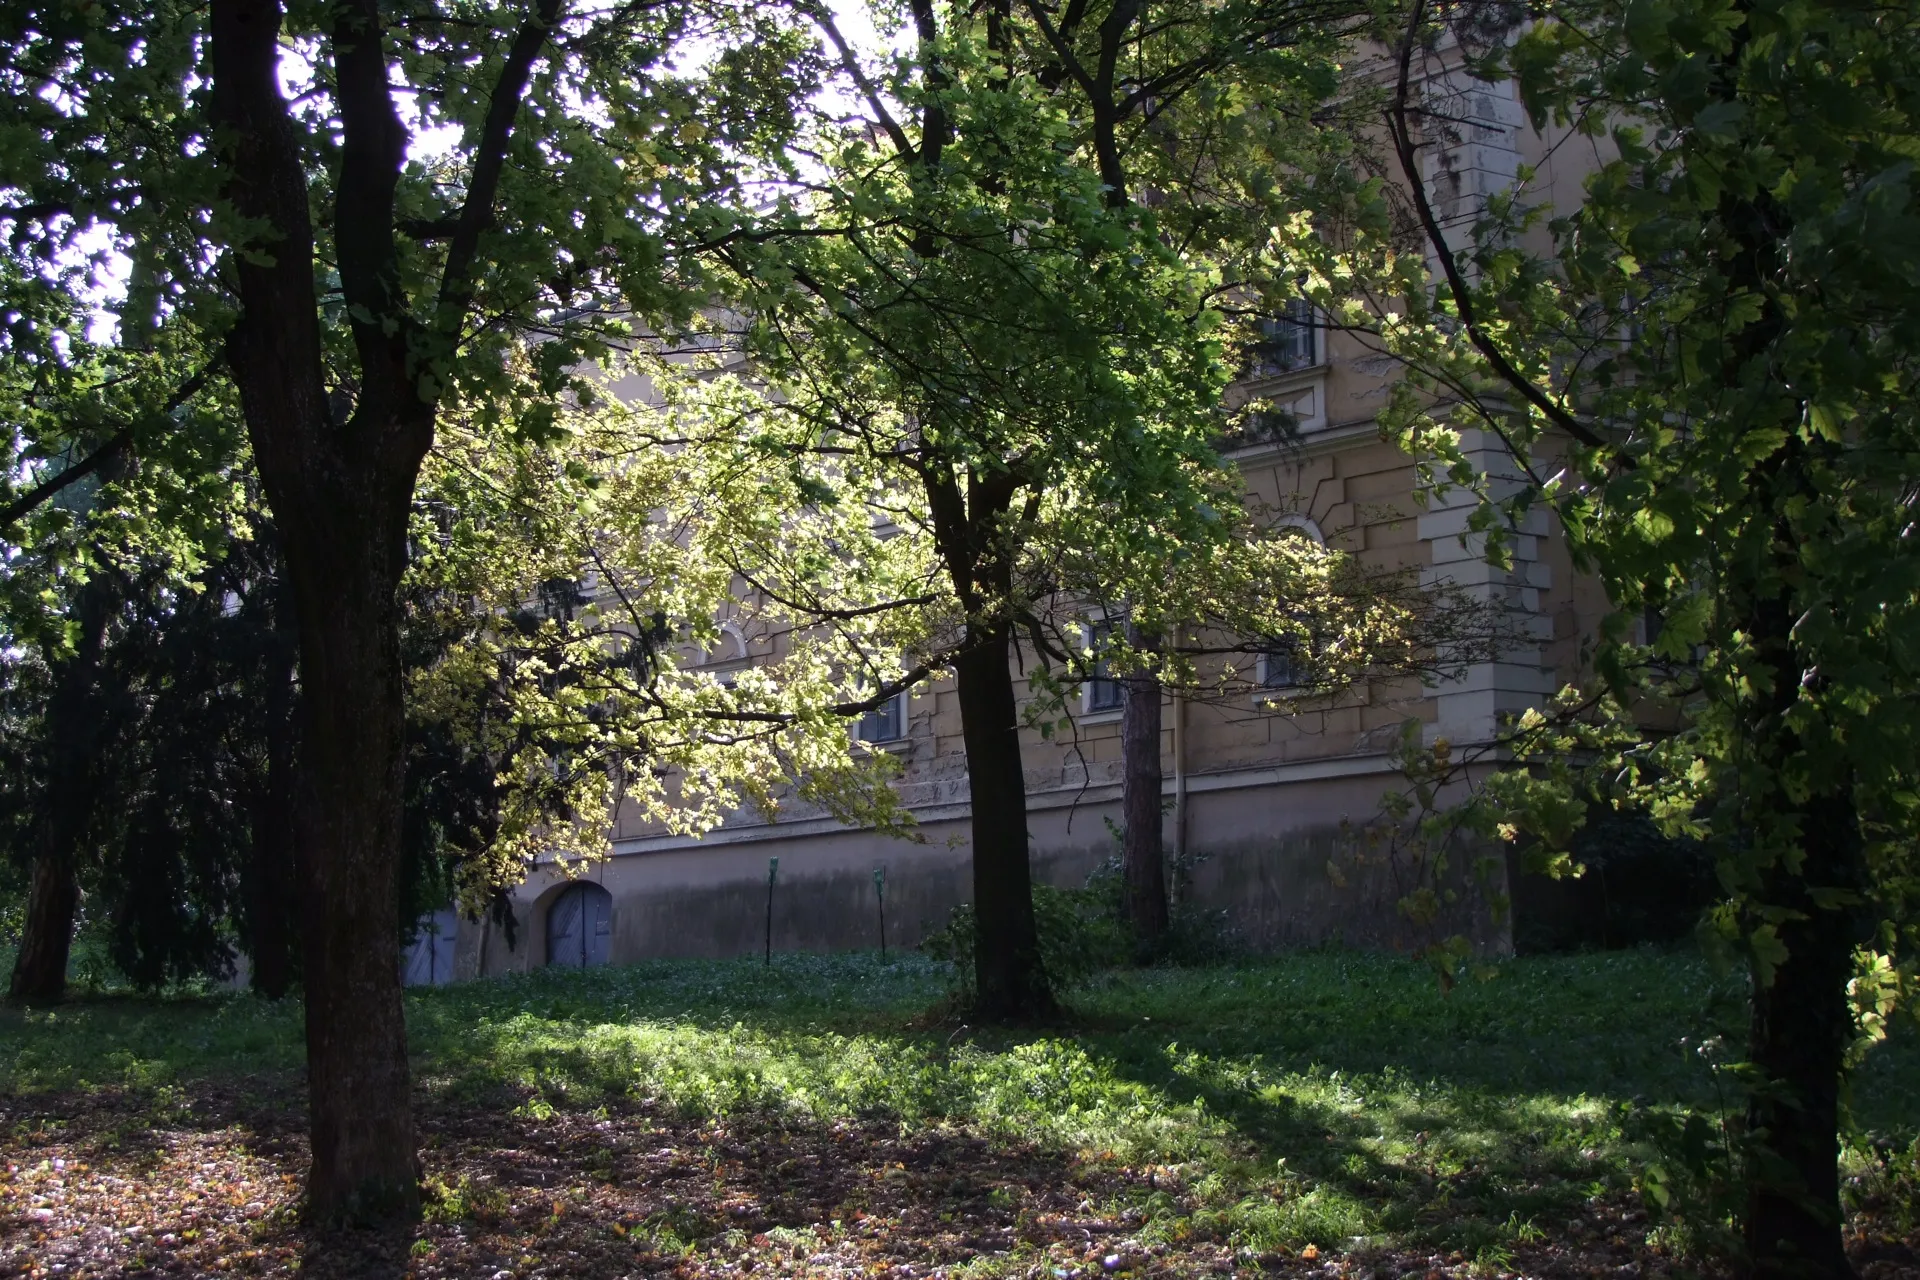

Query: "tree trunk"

xmin=953 ymin=622 xmax=1054 ymax=1020
xmin=246 ymin=620 xmax=299 ymax=999
xmin=8 ymin=571 xmax=117 ymax=1003
xmin=211 ymin=0 xmax=426 ymax=1222
xmin=9 ymin=855 xmax=80 ymax=1003
xmin=1121 ymin=623 xmax=1167 ymax=949
xmin=1741 ymin=570 xmax=1863 ymax=1280
xmin=282 ymin=534 xmax=418 ymax=1221
xmin=1733 ymin=433 xmax=1864 ymax=1280
xmin=1743 ymin=790 xmax=1863 ymax=1280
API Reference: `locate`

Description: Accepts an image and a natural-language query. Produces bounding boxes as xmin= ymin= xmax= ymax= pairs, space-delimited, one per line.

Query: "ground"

xmin=0 ymin=950 xmax=1915 ymax=1279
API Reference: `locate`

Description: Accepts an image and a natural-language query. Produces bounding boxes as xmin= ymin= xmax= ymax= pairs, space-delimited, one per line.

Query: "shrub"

xmin=1083 ymin=851 xmax=1246 ymax=967
xmin=920 ymin=883 xmax=1129 ymax=994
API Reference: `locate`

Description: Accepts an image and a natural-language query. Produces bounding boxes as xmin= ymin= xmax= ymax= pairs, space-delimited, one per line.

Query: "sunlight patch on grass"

xmin=2 ymin=947 xmax=1914 ymax=1253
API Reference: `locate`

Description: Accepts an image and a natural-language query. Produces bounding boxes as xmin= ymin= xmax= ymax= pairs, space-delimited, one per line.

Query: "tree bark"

xmin=1120 ymin=623 xmax=1167 ymax=949
xmin=287 ymin=552 xmax=418 ymax=1221
xmin=9 ymin=854 xmax=81 ymax=1003
xmin=953 ymin=622 xmax=1055 ymax=1020
xmin=1739 ymin=519 xmax=1864 ymax=1280
xmin=8 ymin=570 xmax=118 ymax=1003
xmin=1744 ymin=788 xmax=1862 ymax=1280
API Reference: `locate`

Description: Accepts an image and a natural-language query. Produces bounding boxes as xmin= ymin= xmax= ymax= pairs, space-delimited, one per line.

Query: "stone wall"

xmin=457 ymin=759 xmax=1514 ymax=978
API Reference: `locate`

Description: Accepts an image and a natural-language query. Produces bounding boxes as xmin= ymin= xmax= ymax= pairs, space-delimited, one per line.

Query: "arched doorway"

xmin=546 ymin=882 xmax=613 ymax=968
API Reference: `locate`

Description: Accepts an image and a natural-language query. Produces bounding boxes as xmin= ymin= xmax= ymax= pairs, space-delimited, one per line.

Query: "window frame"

xmin=1080 ymin=616 xmax=1126 ymax=718
xmin=1246 ymin=297 xmax=1320 ymax=379
xmin=1252 ymin=519 xmax=1323 ymax=701
xmin=856 ymin=689 xmax=909 ymax=745
xmin=1259 ymin=638 xmax=1305 ymax=692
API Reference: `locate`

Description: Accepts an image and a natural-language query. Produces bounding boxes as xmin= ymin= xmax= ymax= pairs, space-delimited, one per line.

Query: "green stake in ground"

xmin=766 ymin=857 xmax=778 ymax=968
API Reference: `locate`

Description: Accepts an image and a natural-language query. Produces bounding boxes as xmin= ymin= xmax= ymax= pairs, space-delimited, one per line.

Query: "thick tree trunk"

xmin=246 ymin=623 xmax=299 ymax=999
xmin=286 ymin=553 xmax=417 ymax=1221
xmin=8 ymin=573 xmax=117 ymax=1003
xmin=1744 ymin=791 xmax=1863 ymax=1280
xmin=211 ymin=0 xmax=425 ymax=1223
xmin=954 ymin=622 xmax=1054 ymax=1020
xmin=1120 ymin=624 xmax=1167 ymax=949
xmin=9 ymin=856 xmax=80 ymax=1003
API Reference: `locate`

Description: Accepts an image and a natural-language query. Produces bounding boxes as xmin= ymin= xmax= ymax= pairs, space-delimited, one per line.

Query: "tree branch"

xmin=806 ymin=4 xmax=917 ymax=162
xmin=437 ymin=0 xmax=565 ymax=324
xmin=908 ymin=0 xmax=951 ymax=173
xmin=330 ymin=0 xmax=412 ymax=416
xmin=0 ymin=431 xmax=129 ymax=530
xmin=1384 ymin=0 xmax=1607 ymax=453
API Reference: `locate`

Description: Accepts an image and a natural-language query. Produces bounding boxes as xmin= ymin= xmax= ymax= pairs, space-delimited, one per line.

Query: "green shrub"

xmin=920 ymin=883 xmax=1130 ymax=993
xmin=1082 ymin=851 xmax=1246 ymax=967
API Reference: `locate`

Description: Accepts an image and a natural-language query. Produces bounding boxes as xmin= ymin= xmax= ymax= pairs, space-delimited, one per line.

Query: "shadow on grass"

xmin=1 ymin=1075 xmax=1121 ymax=1280
xmin=1085 ymin=1031 xmax=1620 ymax=1251
xmin=5 ymin=949 xmax=1917 ymax=1266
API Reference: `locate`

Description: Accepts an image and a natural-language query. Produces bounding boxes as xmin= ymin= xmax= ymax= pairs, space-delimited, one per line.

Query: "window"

xmin=857 ymin=691 xmax=907 ymax=744
xmin=1260 ymin=638 xmax=1303 ymax=690
xmin=537 ymin=576 xmax=588 ymax=622
xmin=1084 ymin=620 xmax=1125 ymax=714
xmin=1248 ymin=298 xmax=1317 ymax=377
xmin=1257 ymin=608 xmax=1316 ymax=693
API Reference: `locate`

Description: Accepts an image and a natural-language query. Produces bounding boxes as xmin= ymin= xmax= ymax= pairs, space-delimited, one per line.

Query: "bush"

xmin=1081 ymin=852 xmax=1244 ymax=967
xmin=920 ymin=883 xmax=1130 ymax=994
xmin=921 ymin=854 xmax=1244 ymax=995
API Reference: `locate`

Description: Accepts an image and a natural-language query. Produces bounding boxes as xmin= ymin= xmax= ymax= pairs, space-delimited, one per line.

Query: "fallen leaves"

xmin=0 ymin=1078 xmax=1913 ymax=1280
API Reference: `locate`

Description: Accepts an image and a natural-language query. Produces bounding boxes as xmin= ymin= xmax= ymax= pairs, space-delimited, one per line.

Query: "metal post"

xmin=873 ymin=865 xmax=887 ymax=960
xmin=765 ymin=857 xmax=778 ymax=968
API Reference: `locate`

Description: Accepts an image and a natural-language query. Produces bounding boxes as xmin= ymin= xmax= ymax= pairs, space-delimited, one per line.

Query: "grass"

xmin=3 ymin=946 xmax=1917 ymax=1263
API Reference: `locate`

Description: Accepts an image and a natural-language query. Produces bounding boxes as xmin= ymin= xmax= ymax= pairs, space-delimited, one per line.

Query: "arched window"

xmin=546 ymin=882 xmax=613 ymax=968
xmin=1275 ymin=515 xmax=1325 ymax=544
xmin=1259 ymin=518 xmax=1327 ymax=690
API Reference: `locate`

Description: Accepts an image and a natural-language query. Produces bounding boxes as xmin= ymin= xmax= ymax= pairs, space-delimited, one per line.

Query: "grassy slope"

xmin=2 ymin=948 xmax=1915 ymax=1257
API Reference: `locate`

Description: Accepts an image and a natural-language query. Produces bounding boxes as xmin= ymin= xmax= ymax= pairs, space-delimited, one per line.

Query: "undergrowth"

xmin=2 ymin=947 xmax=1915 ymax=1257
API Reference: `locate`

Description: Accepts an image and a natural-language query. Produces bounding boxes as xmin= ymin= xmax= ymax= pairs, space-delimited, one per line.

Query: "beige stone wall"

xmin=459 ymin=751 xmax=1509 ymax=978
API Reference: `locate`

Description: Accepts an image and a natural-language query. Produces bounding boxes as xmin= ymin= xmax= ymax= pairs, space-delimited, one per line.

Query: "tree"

xmin=0 ymin=251 xmax=241 ymax=1001
xmin=1120 ymin=622 xmax=1169 ymax=946
xmin=2 ymin=0 xmax=816 ymax=1218
xmin=1278 ymin=1 xmax=1920 ymax=1272
xmin=673 ymin=0 xmax=1384 ymax=1018
xmin=91 ymin=535 xmax=291 ymax=994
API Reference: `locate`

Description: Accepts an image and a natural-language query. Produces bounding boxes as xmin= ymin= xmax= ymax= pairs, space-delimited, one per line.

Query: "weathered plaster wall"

xmin=460 ymin=759 xmax=1512 ymax=978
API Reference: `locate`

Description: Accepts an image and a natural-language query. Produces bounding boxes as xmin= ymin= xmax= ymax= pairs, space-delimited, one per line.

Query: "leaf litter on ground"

xmin=0 ymin=949 xmax=1916 ymax=1279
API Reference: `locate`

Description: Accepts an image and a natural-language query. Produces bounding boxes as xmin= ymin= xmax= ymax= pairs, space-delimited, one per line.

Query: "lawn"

xmin=1 ymin=948 xmax=1915 ymax=1279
